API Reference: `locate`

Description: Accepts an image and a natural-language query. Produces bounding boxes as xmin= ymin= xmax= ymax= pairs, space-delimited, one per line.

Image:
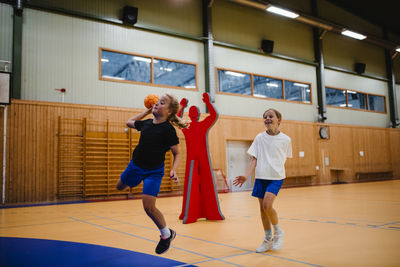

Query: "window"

xmin=100 ymin=48 xmax=197 ymax=90
xmin=217 ymin=68 xmax=311 ymax=104
xmin=284 ymin=81 xmax=311 ymax=103
xmin=347 ymin=90 xmax=367 ymax=110
xmin=153 ymin=59 xmax=196 ymax=88
xmin=253 ymin=75 xmax=283 ymax=99
xmin=101 ymin=50 xmax=151 ymax=83
xmin=218 ymin=70 xmax=251 ymax=95
xmin=368 ymin=94 xmax=385 ymax=112
xmin=326 ymin=86 xmax=386 ymax=113
xmin=326 ymin=87 xmax=346 ymax=107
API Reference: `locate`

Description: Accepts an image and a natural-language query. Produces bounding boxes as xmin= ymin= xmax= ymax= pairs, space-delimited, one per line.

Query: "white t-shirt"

xmin=247 ymin=131 xmax=292 ymax=180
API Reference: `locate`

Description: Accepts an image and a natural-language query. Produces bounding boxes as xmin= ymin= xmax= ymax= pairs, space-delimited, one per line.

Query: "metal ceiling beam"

xmin=225 ymin=0 xmax=399 ymax=51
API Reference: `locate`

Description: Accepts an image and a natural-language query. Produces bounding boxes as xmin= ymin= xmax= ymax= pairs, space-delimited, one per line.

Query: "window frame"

xmin=283 ymin=79 xmax=312 ymax=104
xmin=326 ymin=87 xmax=347 ymax=107
xmin=326 ymin=85 xmax=387 ymax=113
xmin=216 ymin=67 xmax=312 ymax=105
xmin=99 ymin=47 xmax=198 ymax=91
xmin=367 ymin=92 xmax=387 ymax=113
xmin=216 ymin=68 xmax=253 ymax=96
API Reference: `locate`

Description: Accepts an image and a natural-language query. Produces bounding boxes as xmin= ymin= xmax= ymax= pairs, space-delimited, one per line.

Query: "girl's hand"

xmin=170 ymin=170 xmax=179 ymax=184
xmin=145 ymin=106 xmax=153 ymax=114
xmin=233 ymin=176 xmax=247 ymax=187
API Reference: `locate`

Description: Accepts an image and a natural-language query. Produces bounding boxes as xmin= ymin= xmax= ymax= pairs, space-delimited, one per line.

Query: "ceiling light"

xmin=225 ymin=71 xmax=245 ymax=77
xmin=294 ymin=83 xmax=309 ymax=88
xmin=266 ymin=6 xmax=299 ymax=19
xmin=266 ymin=83 xmax=279 ymax=87
xmin=341 ymin=30 xmax=366 ymax=40
xmin=160 ymin=67 xmax=173 ymax=72
xmin=133 ymin=56 xmax=152 ymax=63
xmin=396 ymin=47 xmax=400 ymax=53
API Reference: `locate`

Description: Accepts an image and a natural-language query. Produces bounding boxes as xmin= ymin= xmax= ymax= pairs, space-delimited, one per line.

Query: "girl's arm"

xmin=126 ymin=108 xmax=152 ymax=128
xmin=169 ymin=144 xmax=181 ymax=183
xmin=233 ymin=156 xmax=257 ymax=187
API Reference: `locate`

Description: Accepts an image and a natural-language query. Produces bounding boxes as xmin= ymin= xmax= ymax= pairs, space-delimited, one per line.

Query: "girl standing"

xmin=117 ymin=93 xmax=187 ymax=254
xmin=233 ymin=108 xmax=292 ymax=253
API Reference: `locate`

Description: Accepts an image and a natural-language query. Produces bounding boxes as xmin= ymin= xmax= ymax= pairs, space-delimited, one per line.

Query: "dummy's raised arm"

xmin=177 ymin=98 xmax=188 ymax=118
xmin=202 ymin=92 xmax=218 ymax=126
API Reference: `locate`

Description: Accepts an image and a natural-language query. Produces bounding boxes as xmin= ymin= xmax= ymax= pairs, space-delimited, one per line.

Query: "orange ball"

xmin=144 ymin=94 xmax=159 ymax=109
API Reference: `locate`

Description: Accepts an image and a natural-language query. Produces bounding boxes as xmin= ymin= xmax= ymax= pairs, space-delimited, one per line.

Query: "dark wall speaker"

xmin=261 ymin=39 xmax=274 ymax=53
xmin=354 ymin=62 xmax=366 ymax=74
xmin=122 ymin=6 xmax=138 ymax=25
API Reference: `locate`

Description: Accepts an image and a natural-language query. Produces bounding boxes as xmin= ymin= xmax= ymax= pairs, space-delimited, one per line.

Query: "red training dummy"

xmin=178 ymin=92 xmax=225 ymax=224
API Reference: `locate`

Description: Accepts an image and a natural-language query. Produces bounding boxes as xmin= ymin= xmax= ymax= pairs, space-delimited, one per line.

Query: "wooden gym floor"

xmin=1 ymin=180 xmax=399 ymax=266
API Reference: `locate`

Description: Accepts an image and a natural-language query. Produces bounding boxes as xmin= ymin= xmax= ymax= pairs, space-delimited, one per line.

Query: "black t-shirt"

xmin=132 ymin=119 xmax=179 ymax=169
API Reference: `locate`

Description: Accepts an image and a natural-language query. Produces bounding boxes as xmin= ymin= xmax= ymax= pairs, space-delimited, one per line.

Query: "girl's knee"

xmin=262 ymin=201 xmax=273 ymax=213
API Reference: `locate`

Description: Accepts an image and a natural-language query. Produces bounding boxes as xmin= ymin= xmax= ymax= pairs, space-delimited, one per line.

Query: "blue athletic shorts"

xmin=120 ymin=160 xmax=165 ymax=197
xmin=252 ymin=179 xmax=284 ymax=198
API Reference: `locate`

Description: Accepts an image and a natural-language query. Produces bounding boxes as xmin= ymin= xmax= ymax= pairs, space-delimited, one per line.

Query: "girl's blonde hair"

xmin=165 ymin=93 xmax=188 ymax=129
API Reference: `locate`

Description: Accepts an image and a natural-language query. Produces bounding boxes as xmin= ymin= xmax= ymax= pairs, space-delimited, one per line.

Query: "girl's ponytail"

xmin=165 ymin=93 xmax=188 ymax=129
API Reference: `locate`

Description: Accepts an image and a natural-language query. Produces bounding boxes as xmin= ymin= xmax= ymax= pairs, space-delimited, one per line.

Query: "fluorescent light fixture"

xmin=184 ymin=85 xmax=196 ymax=89
xmin=396 ymin=47 xmax=400 ymax=52
xmin=347 ymin=90 xmax=356 ymax=94
xmin=266 ymin=83 xmax=279 ymax=87
xmin=294 ymin=83 xmax=309 ymax=88
xmin=102 ymin=75 xmax=125 ymax=80
xmin=266 ymin=6 xmax=299 ymax=19
xmin=133 ymin=56 xmax=152 ymax=63
xmin=339 ymin=104 xmax=347 ymax=107
xmin=225 ymin=71 xmax=245 ymax=77
xmin=254 ymin=93 xmax=267 ymax=98
xmin=341 ymin=30 xmax=366 ymax=40
xmin=101 ymin=58 xmax=109 ymax=62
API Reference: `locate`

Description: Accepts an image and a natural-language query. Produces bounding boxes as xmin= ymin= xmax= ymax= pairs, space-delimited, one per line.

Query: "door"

xmin=226 ymin=140 xmax=253 ymax=192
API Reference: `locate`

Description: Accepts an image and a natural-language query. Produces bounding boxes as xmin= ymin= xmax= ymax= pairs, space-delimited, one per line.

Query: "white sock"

xmin=265 ymin=230 xmax=272 ymax=241
xmin=160 ymin=226 xmax=171 ymax=239
xmin=273 ymin=223 xmax=282 ymax=233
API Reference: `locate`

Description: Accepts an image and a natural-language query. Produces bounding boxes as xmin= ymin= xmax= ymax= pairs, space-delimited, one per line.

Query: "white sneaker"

xmin=256 ymin=238 xmax=272 ymax=253
xmin=272 ymin=230 xmax=284 ymax=250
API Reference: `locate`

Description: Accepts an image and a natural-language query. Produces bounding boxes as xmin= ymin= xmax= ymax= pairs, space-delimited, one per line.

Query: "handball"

xmin=144 ymin=94 xmax=159 ymax=109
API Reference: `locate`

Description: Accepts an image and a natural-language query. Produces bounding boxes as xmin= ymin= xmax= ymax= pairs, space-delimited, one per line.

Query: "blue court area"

xmin=0 ymin=237 xmax=195 ymax=267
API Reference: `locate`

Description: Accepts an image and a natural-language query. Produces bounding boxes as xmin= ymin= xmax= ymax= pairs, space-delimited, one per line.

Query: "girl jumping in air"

xmin=117 ymin=93 xmax=187 ymax=254
xmin=233 ymin=108 xmax=292 ymax=253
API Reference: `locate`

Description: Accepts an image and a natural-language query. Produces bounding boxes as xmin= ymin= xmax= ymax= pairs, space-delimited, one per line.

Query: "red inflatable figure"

xmin=177 ymin=92 xmax=225 ymax=224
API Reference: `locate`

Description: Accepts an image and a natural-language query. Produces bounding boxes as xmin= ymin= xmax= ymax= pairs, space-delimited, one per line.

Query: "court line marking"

xmin=174 ymin=251 xmax=254 ymax=267
xmin=375 ymin=221 xmax=400 ymax=227
xmin=280 ymin=217 xmax=400 ymax=231
xmin=92 ymin=215 xmax=323 ymax=267
xmin=69 ymin=216 xmax=243 ymax=267
xmin=223 ymin=208 xmax=396 ymax=225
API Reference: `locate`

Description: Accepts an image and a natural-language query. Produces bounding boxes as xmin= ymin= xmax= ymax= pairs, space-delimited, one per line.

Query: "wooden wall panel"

xmin=0 ymin=99 xmax=399 ymax=205
xmin=389 ymin=129 xmax=400 ymax=178
xmin=0 ymin=108 xmax=4 ymax=203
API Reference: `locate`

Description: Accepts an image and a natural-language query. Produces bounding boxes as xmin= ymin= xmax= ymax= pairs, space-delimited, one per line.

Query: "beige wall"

xmin=4 ymin=0 xmax=397 ymax=128
xmin=0 ymin=3 xmax=13 ymax=71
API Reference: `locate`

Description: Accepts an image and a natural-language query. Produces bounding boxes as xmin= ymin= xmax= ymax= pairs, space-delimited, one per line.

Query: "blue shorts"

xmin=120 ymin=160 xmax=165 ymax=197
xmin=252 ymin=179 xmax=284 ymax=198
